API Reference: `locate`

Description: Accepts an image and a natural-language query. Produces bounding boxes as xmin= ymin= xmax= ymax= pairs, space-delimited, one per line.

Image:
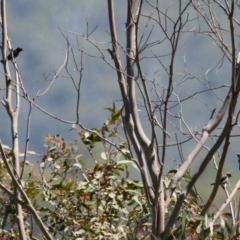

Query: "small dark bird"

xmin=237 ymin=153 xmax=240 ymax=170
xmin=1 ymin=48 xmax=23 ymax=63
xmin=107 ymin=48 xmax=115 ymax=59
xmin=210 ymin=172 xmax=232 ymax=189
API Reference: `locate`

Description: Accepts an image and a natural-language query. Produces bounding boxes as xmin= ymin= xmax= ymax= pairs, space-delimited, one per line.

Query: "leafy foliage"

xmin=0 ymin=107 xmax=238 ymax=239
xmin=38 ymin=134 xmax=151 ymax=239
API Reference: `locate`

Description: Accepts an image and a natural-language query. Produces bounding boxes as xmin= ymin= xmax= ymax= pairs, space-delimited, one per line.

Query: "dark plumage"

xmin=107 ymin=48 xmax=115 ymax=59
xmin=237 ymin=153 xmax=240 ymax=170
xmin=1 ymin=48 xmax=23 ymax=63
xmin=210 ymin=173 xmax=232 ymax=189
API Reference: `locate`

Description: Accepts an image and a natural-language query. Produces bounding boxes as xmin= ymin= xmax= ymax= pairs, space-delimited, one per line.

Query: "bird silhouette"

xmin=1 ymin=48 xmax=23 ymax=63
xmin=210 ymin=172 xmax=232 ymax=189
xmin=107 ymin=49 xmax=115 ymax=59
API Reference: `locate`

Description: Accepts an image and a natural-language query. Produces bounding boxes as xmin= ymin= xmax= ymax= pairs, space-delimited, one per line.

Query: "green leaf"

xmin=220 ymin=216 xmax=226 ymax=228
xmin=48 ymin=146 xmax=57 ymax=152
xmin=73 ymin=229 xmax=85 ymax=235
xmin=40 ymin=162 xmax=45 ymax=168
xmin=94 ymin=171 xmax=103 ymax=179
xmin=26 ymin=187 xmax=40 ymax=198
xmin=75 ymin=154 xmax=83 ymax=160
xmin=109 ymin=192 xmax=116 ymax=198
xmin=54 ymin=164 xmax=61 ymax=169
xmin=84 ymin=132 xmax=90 ymax=138
xmin=101 ymin=152 xmax=107 ymax=160
xmin=117 ymin=160 xmax=132 ymax=164
xmin=117 ymin=160 xmax=140 ymax=172
xmin=181 ymin=210 xmax=187 ymax=236
xmin=167 ymin=169 xmax=177 ymax=174
xmin=73 ymin=163 xmax=82 ymax=169
xmin=132 ymin=196 xmax=142 ymax=209
xmin=183 ymin=173 xmax=191 ymax=181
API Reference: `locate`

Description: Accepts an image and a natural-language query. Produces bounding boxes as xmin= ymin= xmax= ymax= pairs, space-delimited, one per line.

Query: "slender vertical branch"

xmin=207 ymin=180 xmax=240 ymax=228
xmin=0 ymin=1 xmax=26 ymax=239
xmin=1 ymin=0 xmax=11 ymax=99
xmin=107 ymin=0 xmax=128 ymax=110
xmin=0 ymin=141 xmax=53 ymax=240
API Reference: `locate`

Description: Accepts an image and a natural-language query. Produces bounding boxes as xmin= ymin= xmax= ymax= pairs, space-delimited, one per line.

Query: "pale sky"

xmin=0 ymin=1 xmax=239 ymax=189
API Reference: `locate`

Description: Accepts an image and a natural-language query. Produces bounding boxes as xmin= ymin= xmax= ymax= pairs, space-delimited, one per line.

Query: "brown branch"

xmin=107 ymin=0 xmax=128 ymax=109
xmin=0 ymin=1 xmax=26 ymax=239
xmin=165 ymin=86 xmax=232 ymax=207
xmin=207 ymin=180 xmax=240 ymax=228
xmin=0 ymin=140 xmax=53 ymax=240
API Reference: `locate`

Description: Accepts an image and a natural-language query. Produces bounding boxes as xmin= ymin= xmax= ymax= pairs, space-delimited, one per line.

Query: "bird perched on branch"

xmin=1 ymin=48 xmax=23 ymax=63
xmin=210 ymin=172 xmax=232 ymax=189
xmin=237 ymin=153 xmax=240 ymax=170
xmin=107 ymin=48 xmax=115 ymax=59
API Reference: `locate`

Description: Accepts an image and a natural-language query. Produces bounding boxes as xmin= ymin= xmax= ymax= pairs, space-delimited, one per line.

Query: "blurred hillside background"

xmin=0 ymin=0 xmax=239 ymax=206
